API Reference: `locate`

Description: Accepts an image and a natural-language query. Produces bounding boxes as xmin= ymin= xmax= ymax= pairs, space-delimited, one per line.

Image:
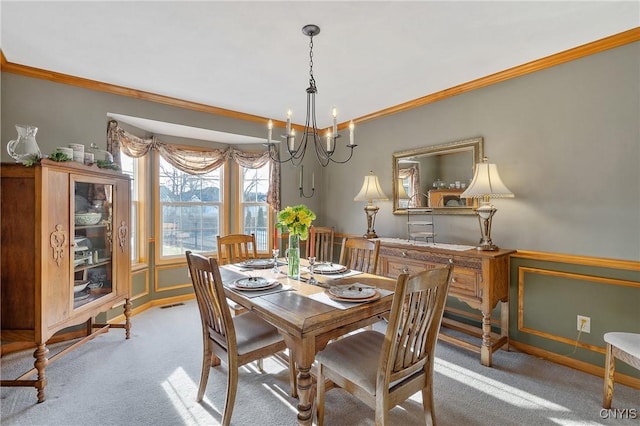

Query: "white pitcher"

xmin=7 ymin=124 xmax=41 ymax=163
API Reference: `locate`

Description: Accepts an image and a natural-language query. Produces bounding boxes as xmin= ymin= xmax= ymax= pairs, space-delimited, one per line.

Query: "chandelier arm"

xmin=313 ymin=136 xmax=331 ymax=167
xmin=325 ymin=144 xmax=358 ymax=164
xmin=266 ymin=143 xmax=294 ymax=164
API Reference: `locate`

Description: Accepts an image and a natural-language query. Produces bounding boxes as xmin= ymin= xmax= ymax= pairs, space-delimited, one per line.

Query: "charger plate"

xmin=313 ymin=263 xmax=348 ymax=274
xmin=328 ymin=284 xmax=377 ymax=299
xmin=233 ymin=277 xmax=279 ymax=291
xmin=240 ymin=259 xmax=276 ymax=269
xmin=325 ymin=289 xmax=380 ymax=303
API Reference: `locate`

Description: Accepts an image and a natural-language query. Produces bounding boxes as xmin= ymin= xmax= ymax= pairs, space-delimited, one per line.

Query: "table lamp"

xmin=460 ymin=157 xmax=514 ymax=250
xmin=354 ymin=171 xmax=388 ymax=238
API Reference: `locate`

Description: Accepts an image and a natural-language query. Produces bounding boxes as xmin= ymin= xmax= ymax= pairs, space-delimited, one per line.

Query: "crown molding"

xmin=354 ymin=27 xmax=640 ymax=125
xmin=2 ymin=27 xmax=639 ymax=129
xmin=0 ymin=50 xmax=281 ymax=129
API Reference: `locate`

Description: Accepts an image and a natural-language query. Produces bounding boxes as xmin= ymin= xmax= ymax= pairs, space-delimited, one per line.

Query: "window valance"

xmin=106 ymin=120 xmax=280 ymax=210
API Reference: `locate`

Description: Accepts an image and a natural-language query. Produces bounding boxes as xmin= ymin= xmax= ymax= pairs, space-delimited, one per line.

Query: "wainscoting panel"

xmin=510 ymin=251 xmax=640 ymax=385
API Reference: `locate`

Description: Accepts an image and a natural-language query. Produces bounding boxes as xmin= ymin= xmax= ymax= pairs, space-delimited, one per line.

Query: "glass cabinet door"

xmin=72 ymin=179 xmax=115 ymax=310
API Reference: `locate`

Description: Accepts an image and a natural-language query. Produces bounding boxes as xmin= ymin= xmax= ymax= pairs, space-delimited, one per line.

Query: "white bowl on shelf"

xmin=74 ymin=212 xmax=102 ymax=226
xmin=74 ymin=280 xmax=89 ymax=293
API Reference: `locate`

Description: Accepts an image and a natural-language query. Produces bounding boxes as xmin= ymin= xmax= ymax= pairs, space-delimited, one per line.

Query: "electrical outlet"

xmin=577 ymin=315 xmax=591 ymax=333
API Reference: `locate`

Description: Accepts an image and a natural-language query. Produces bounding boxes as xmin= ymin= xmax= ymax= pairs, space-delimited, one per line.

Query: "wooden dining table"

xmin=219 ymin=261 xmax=396 ymax=425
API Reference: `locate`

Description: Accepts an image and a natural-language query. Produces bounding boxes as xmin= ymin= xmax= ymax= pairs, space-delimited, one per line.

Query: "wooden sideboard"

xmin=376 ymin=238 xmax=515 ymax=366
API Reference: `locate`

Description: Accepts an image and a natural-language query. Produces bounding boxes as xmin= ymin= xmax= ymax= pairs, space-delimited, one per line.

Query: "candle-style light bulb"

xmin=349 ymin=120 xmax=355 ymax=146
xmin=332 ymin=107 xmax=338 ymax=136
xmin=286 ymin=109 xmax=292 ymax=136
xmin=326 ymin=131 xmax=332 ymax=152
xmin=289 ymin=129 xmax=296 ymax=151
xmin=267 ymin=119 xmax=273 ymax=143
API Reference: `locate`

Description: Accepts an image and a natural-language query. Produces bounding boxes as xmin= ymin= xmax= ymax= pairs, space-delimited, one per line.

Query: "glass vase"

xmin=286 ymin=233 xmax=300 ymax=279
xmin=6 ymin=124 xmax=41 ymax=164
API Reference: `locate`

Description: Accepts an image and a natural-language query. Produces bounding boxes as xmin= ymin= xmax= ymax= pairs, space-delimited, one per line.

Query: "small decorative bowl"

xmin=74 ymin=280 xmax=89 ymax=293
xmin=74 ymin=212 xmax=102 ymax=226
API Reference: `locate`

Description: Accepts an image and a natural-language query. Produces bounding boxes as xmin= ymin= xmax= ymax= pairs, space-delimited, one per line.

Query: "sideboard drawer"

xmin=383 ymin=257 xmax=428 ymax=277
xmin=450 ymin=267 xmax=480 ymax=298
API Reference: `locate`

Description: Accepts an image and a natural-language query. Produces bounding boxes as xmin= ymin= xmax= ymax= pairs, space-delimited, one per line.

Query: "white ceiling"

xmin=1 ymin=1 xmax=638 ymax=142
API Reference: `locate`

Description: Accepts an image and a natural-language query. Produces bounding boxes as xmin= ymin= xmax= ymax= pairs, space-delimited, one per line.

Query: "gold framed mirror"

xmin=392 ymin=137 xmax=484 ymax=215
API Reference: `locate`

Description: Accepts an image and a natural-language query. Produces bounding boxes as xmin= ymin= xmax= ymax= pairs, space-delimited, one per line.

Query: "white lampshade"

xmin=354 ymin=171 xmax=388 ymax=203
xmin=396 ymin=178 xmax=409 ymax=199
xmin=461 ymin=158 xmax=514 ymax=199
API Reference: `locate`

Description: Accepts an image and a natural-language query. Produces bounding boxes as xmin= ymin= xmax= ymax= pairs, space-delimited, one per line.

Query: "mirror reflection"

xmin=392 ymin=137 xmax=483 ymax=215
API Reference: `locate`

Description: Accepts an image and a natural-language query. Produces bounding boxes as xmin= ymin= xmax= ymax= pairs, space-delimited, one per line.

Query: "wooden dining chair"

xmin=309 ymin=226 xmax=335 ymax=263
xmin=216 ymin=233 xmax=258 ymax=316
xmin=316 ymin=262 xmax=454 ymax=426
xmin=185 ymin=251 xmax=297 ymax=425
xmin=339 ymin=237 xmax=380 ymax=274
xmin=216 ymin=233 xmax=257 ymax=265
xmin=602 ymin=332 xmax=640 ymax=409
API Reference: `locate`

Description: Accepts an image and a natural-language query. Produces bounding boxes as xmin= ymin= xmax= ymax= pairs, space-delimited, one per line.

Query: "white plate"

xmin=74 ymin=256 xmax=90 ymax=266
xmin=313 ymin=263 xmax=348 ymax=274
xmin=232 ymin=277 xmax=280 ymax=291
xmin=234 ymin=277 xmax=272 ymax=289
xmin=329 ymin=284 xmax=376 ymax=299
xmin=240 ymin=259 xmax=275 ymax=269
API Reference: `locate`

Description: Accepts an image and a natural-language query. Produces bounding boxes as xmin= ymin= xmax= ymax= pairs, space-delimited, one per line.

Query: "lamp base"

xmin=363 ymin=204 xmax=379 ymax=239
xmin=474 ymin=202 xmax=499 ymax=251
xmin=476 ymin=240 xmax=499 ymax=251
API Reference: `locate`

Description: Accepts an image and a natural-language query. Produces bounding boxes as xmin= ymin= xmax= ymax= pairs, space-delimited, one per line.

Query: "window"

xmin=157 ymin=156 xmax=223 ymax=260
xmin=120 ymin=151 xmax=146 ymax=266
xmin=239 ymin=162 xmax=272 ymax=252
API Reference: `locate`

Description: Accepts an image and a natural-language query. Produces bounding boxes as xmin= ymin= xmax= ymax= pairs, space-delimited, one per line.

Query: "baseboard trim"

xmin=510 ymin=340 xmax=640 ymax=390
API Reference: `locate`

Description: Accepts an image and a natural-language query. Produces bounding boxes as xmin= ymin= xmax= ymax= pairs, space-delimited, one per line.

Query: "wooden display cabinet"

xmin=0 ymin=159 xmax=131 ymax=402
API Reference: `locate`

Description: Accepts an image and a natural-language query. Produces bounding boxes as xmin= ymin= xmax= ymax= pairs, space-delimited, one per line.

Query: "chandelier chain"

xmin=308 ymin=36 xmax=316 ymax=88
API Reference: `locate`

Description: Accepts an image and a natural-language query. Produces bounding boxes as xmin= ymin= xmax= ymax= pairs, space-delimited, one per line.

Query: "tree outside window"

xmin=158 ymin=157 xmax=222 ymax=258
xmin=240 ymin=163 xmax=271 ymax=252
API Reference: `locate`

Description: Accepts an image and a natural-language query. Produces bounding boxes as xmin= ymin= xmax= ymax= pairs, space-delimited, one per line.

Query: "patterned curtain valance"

xmin=106 ymin=120 xmax=280 ymax=210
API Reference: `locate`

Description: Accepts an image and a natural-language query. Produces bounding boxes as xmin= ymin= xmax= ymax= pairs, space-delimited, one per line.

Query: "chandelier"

xmin=266 ymin=24 xmax=357 ymax=167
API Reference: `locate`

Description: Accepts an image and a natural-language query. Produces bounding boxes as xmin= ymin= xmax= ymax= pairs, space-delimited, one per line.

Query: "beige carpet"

xmin=1 ymin=299 xmax=638 ymax=425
